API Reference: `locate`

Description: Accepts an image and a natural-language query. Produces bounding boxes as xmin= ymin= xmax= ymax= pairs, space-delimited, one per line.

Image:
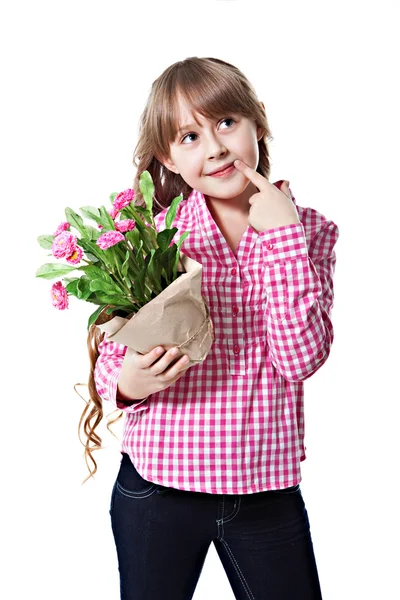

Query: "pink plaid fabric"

xmin=94 ymin=187 xmax=339 ymax=494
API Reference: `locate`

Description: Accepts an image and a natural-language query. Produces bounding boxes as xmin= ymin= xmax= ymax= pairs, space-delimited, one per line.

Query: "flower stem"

xmin=109 ymin=247 xmax=136 ymax=302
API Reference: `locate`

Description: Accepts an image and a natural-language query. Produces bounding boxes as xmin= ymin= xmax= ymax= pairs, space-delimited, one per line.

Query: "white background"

xmin=1 ymin=1 xmax=399 ymax=598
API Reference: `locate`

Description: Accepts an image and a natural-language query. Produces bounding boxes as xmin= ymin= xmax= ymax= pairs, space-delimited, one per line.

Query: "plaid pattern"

xmin=94 ymin=187 xmax=339 ymax=494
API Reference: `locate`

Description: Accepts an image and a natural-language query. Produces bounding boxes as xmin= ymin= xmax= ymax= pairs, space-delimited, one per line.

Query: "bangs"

xmin=153 ymin=59 xmax=260 ymax=158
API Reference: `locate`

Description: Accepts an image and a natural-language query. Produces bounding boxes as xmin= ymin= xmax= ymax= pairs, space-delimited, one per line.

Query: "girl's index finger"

xmin=234 ymin=159 xmax=269 ymax=189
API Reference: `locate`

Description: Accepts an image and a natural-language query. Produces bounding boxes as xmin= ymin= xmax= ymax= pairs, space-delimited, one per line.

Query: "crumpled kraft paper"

xmin=96 ymin=253 xmax=214 ymax=365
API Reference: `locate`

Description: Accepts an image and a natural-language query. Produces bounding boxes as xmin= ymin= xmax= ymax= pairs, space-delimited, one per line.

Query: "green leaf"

xmin=124 ymin=211 xmax=155 ymax=253
xmin=93 ymin=293 xmax=133 ymax=305
xmin=36 ymin=263 xmax=78 ymax=279
xmin=136 ymin=240 xmax=145 ymax=269
xmin=37 ymin=234 xmax=54 ymax=249
xmin=177 ymin=230 xmax=190 ymax=252
xmin=130 ymin=211 xmax=146 ymax=234
xmin=145 ymin=248 xmax=163 ymax=294
xmin=65 ymin=276 xmax=92 ymax=300
xmin=65 ymin=278 xmax=80 ymax=296
xmin=79 ymin=206 xmax=101 ymax=225
xmin=165 ymin=193 xmax=183 ymax=229
xmin=144 ymin=249 xmax=157 ymax=292
xmin=78 ymin=240 xmax=106 ymax=263
xmin=84 ymin=251 xmax=100 ymax=262
xmin=134 ymin=206 xmax=152 ymax=222
xmin=132 ymin=263 xmax=148 ymax=301
xmin=124 ymin=238 xmax=144 ymax=271
xmin=139 ymin=224 xmax=157 ymax=253
xmin=65 ymin=207 xmax=86 ymax=237
xmin=121 ymin=250 xmax=130 ymax=277
xmin=99 ymin=205 xmax=115 ymax=230
xmin=85 ymin=226 xmax=101 ymax=241
xmin=79 ymin=264 xmax=116 ymax=287
xmin=85 ymin=267 xmax=125 ymax=294
xmin=125 ymin=227 xmax=141 ymax=249
xmin=156 ymin=227 xmax=178 ymax=251
xmin=80 ymin=294 xmax=108 ymax=307
xmin=119 ymin=207 xmax=130 ymax=220
xmin=119 ymin=244 xmax=139 ymax=278
xmin=160 ymin=246 xmax=177 ymax=282
xmin=105 ymin=305 xmax=134 ymax=316
xmin=87 ymin=305 xmax=108 ymax=331
xmin=89 ymin=278 xmax=122 ymax=295
xmin=76 ymin=276 xmax=93 ymax=300
xmin=173 ymin=231 xmax=190 ymax=278
xmin=139 ymin=171 xmax=155 ymax=214
xmin=109 ymin=192 xmax=118 ymax=205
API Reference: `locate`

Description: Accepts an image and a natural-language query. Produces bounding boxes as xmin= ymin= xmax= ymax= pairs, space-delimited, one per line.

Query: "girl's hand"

xmin=117 ymin=346 xmax=191 ymax=401
xmin=234 ymin=159 xmax=300 ymax=232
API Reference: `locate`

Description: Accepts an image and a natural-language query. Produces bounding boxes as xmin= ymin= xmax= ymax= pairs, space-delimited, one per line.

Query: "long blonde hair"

xmin=79 ymin=56 xmax=274 ymax=481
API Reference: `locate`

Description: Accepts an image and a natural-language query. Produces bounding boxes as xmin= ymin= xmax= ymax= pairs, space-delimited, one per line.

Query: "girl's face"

xmin=161 ymin=95 xmax=263 ymax=207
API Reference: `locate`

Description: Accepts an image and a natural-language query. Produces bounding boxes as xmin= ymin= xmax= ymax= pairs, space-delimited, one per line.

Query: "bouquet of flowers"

xmin=36 ymin=171 xmax=214 ymax=364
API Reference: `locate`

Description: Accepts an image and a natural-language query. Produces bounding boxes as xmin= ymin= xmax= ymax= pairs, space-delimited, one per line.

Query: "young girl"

xmin=84 ymin=56 xmax=339 ymax=600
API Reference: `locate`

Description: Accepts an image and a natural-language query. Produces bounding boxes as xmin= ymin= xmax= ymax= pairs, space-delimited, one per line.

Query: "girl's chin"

xmin=205 ymin=176 xmax=247 ymax=192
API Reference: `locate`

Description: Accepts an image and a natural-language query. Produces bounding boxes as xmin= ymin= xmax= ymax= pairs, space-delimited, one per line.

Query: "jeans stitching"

xmin=221 ymin=496 xmax=241 ymax=524
xmin=116 ymin=480 xmax=158 ymax=499
xmin=216 ymin=497 xmax=254 ymax=599
xmin=219 ymin=537 xmax=255 ymax=600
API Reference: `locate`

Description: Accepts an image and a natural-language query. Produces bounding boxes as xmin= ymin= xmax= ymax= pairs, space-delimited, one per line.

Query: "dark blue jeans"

xmin=109 ymin=453 xmax=323 ymax=599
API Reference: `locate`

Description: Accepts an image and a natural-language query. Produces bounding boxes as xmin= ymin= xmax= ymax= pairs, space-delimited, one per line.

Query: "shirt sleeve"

xmin=94 ymin=333 xmax=149 ymax=413
xmin=259 ymin=217 xmax=339 ymax=382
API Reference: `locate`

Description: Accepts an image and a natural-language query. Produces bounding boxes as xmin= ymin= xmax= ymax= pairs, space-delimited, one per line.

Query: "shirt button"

xmin=231 ymin=268 xmax=237 ymax=276
xmin=233 ymin=344 xmax=240 ymax=355
xmin=232 ymin=306 xmax=239 ymax=316
xmin=317 ymin=351 xmax=324 ymax=359
xmin=266 ymin=243 xmax=274 ymax=251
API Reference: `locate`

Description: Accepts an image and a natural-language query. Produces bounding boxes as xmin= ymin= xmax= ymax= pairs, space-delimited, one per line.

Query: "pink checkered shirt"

xmin=94 ymin=186 xmax=339 ymax=494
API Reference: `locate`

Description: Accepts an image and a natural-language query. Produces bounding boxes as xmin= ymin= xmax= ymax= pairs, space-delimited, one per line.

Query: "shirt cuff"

xmin=109 ymin=368 xmax=149 ymax=414
xmin=259 ymin=223 xmax=308 ymax=263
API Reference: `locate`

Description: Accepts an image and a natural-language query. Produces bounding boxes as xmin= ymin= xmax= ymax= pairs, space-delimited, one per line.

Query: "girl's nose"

xmin=206 ymin=140 xmax=227 ymax=160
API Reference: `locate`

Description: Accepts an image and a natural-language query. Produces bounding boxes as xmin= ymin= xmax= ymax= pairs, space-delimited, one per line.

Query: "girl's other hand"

xmin=117 ymin=346 xmax=191 ymax=401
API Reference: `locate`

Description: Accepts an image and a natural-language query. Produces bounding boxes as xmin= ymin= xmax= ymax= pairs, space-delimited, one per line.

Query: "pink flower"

xmin=114 ymin=188 xmax=135 ymax=211
xmin=115 ymin=219 xmax=136 ymax=233
xmin=51 ymin=281 xmax=69 ymax=310
xmin=66 ymin=245 xmax=83 ymax=265
xmin=97 ymin=230 xmax=125 ymax=250
xmin=109 ymin=206 xmax=120 ymax=220
xmin=53 ymin=221 xmax=70 ymax=237
xmin=52 ymin=231 xmax=77 ymax=259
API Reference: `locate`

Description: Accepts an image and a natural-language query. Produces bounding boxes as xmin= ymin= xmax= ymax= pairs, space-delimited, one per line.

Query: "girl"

xmin=84 ymin=57 xmax=339 ymax=599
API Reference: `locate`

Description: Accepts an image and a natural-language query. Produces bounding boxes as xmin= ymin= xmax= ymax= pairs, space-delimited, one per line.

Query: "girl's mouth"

xmin=207 ymin=164 xmax=236 ymax=178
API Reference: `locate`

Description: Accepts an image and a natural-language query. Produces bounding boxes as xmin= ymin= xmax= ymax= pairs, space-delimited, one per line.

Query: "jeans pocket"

xmin=115 ymin=453 xmax=158 ymax=500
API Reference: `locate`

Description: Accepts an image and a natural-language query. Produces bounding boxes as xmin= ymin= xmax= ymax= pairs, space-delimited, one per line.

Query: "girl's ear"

xmin=158 ymin=154 xmax=180 ymax=175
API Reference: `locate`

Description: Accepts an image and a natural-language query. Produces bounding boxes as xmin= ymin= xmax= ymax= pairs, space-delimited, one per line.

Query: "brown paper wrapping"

xmin=96 ymin=253 xmax=214 ymax=365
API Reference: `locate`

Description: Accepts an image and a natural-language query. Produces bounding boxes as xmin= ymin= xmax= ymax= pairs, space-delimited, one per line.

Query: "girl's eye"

xmin=181 ymin=118 xmax=235 ymax=144
xmin=220 ymin=117 xmax=235 ymax=129
xmin=181 ymin=132 xmax=198 ymax=144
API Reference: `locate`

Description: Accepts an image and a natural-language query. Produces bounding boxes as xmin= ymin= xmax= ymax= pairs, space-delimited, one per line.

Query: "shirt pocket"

xmin=209 ymin=307 xmax=270 ymax=375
